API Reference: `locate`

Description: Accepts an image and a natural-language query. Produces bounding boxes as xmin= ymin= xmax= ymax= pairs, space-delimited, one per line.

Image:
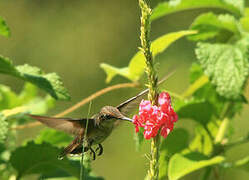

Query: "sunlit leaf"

xmin=240 ymin=8 xmax=249 ymax=32
xmin=0 ymin=16 xmax=10 ymax=37
xmin=189 ymin=13 xmax=239 ymax=41
xmin=0 ymin=56 xmax=70 ymax=100
xmin=196 ymin=35 xmax=249 ymax=99
xmin=0 ymin=84 xmax=20 ymax=110
xmin=151 ymin=0 xmax=244 ymax=21
xmin=168 ymin=153 xmax=225 ymax=180
xmin=18 ymin=83 xmax=38 ymax=103
xmin=25 ymin=95 xmax=55 ymax=114
xmin=101 ymin=30 xmax=196 ymax=83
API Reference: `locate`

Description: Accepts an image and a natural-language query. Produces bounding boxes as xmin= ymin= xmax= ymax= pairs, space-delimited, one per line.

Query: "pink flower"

xmin=133 ymin=92 xmax=178 ymax=140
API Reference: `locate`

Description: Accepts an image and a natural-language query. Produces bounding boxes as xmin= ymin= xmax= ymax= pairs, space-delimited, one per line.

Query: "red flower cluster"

xmin=133 ymin=92 xmax=178 ymax=139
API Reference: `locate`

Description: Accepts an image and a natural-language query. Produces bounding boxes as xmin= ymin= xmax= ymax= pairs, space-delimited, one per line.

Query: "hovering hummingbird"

xmin=29 ymin=72 xmax=174 ymax=160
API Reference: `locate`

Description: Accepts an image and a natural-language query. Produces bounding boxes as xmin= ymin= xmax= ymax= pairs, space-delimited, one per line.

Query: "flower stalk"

xmin=138 ymin=0 xmax=160 ymax=179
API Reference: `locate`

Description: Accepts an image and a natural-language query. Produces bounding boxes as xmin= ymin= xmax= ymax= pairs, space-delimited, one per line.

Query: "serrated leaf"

xmin=151 ymin=0 xmax=244 ymax=21
xmin=0 ymin=16 xmax=10 ymax=37
xmin=10 ymin=141 xmax=80 ymax=179
xmin=101 ymin=30 xmax=196 ymax=83
xmin=0 ymin=114 xmax=8 ymax=143
xmin=35 ymin=129 xmax=73 ymax=147
xmin=0 ymin=56 xmax=70 ymax=100
xmin=189 ymin=13 xmax=239 ymax=41
xmin=196 ymin=35 xmax=249 ymax=99
xmin=159 ymin=129 xmax=189 ymax=180
xmin=168 ymin=153 xmax=225 ymax=180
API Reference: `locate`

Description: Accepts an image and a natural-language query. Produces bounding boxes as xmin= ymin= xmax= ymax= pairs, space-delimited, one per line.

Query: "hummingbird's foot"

xmin=96 ymin=144 xmax=103 ymax=156
xmin=89 ymin=147 xmax=96 ymax=160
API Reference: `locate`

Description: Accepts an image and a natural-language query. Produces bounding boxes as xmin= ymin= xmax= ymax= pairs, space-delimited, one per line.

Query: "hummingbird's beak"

xmin=120 ymin=116 xmax=134 ymax=123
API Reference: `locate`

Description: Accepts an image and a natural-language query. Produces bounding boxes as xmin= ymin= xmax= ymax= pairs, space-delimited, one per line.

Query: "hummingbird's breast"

xmin=87 ymin=118 xmax=116 ymax=145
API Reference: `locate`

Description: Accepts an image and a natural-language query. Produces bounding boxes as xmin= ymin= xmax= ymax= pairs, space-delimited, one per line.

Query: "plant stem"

xmin=215 ymin=102 xmax=232 ymax=144
xmin=215 ymin=117 xmax=229 ymax=144
xmin=138 ymin=0 xmax=160 ymax=179
xmin=80 ymin=101 xmax=92 ymax=180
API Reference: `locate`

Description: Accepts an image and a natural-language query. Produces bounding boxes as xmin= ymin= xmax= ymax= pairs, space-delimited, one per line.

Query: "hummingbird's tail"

xmin=58 ymin=137 xmax=83 ymax=160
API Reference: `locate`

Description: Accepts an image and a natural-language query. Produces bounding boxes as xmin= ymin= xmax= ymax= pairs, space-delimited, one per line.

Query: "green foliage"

xmin=176 ymin=99 xmax=214 ymax=126
xmin=100 ymin=30 xmax=196 ymax=83
xmin=0 ymin=56 xmax=70 ymax=100
xmin=168 ymin=153 xmax=224 ymax=180
xmin=189 ymin=12 xmax=239 ymax=41
xmin=0 ymin=84 xmax=19 ymax=109
xmin=188 ymin=125 xmax=213 ymax=156
xmin=0 ymin=114 xmax=8 ymax=143
xmin=234 ymin=155 xmax=249 ymax=172
xmin=159 ymin=129 xmax=189 ymax=180
xmin=151 ymin=0 xmax=244 ymax=21
xmin=0 ymin=16 xmax=10 ymax=37
xmin=240 ymin=8 xmax=249 ymax=32
xmin=35 ymin=129 xmax=73 ymax=147
xmin=10 ymin=141 xmax=80 ymax=179
xmin=196 ymin=35 xmax=249 ymax=99
xmin=1 ymin=0 xmax=249 ymax=179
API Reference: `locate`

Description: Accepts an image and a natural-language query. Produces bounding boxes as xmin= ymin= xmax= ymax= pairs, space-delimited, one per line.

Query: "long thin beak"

xmin=120 ymin=116 xmax=134 ymax=122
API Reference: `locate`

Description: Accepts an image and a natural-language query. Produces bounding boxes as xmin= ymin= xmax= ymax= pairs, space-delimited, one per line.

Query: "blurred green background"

xmin=0 ymin=0 xmax=249 ymax=179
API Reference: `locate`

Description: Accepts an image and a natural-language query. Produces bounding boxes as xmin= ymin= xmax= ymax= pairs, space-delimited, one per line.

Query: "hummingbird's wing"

xmin=28 ymin=114 xmax=94 ymax=135
xmin=117 ymin=89 xmax=148 ymax=116
xmin=117 ymin=70 xmax=175 ymax=116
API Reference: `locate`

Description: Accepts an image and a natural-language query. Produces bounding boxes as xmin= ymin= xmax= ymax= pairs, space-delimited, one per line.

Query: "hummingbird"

xmin=29 ymin=71 xmax=174 ymax=160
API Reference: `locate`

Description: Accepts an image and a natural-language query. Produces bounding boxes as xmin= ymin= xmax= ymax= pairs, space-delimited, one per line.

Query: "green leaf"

xmin=0 ymin=16 xmax=10 ymax=37
xmin=188 ymin=63 xmax=226 ymax=116
xmin=0 ymin=56 xmax=70 ymax=100
xmin=0 ymin=114 xmax=8 ymax=143
xmin=234 ymin=155 xmax=249 ymax=172
xmin=189 ymin=13 xmax=239 ymax=41
xmin=35 ymin=129 xmax=73 ymax=147
xmin=240 ymin=8 xmax=249 ymax=32
xmin=151 ymin=0 xmax=244 ymax=21
xmin=0 ymin=84 xmax=20 ymax=110
xmin=159 ymin=129 xmax=189 ymax=180
xmin=25 ymin=95 xmax=55 ymax=114
xmin=168 ymin=153 xmax=225 ymax=180
xmin=101 ymin=30 xmax=196 ymax=83
xmin=188 ymin=125 xmax=213 ymax=155
xmin=18 ymin=83 xmax=38 ymax=103
xmin=175 ymin=99 xmax=214 ymax=126
xmin=10 ymin=141 xmax=80 ymax=179
xmin=196 ymin=35 xmax=249 ymax=99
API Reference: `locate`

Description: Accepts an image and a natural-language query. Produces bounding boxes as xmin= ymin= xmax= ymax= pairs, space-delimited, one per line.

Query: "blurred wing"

xmin=28 ymin=114 xmax=94 ymax=135
xmin=117 ymin=89 xmax=148 ymax=116
xmin=117 ymin=70 xmax=176 ymax=116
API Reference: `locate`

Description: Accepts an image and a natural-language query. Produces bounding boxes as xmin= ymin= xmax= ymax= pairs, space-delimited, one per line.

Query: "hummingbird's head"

xmin=95 ymin=106 xmax=133 ymax=125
